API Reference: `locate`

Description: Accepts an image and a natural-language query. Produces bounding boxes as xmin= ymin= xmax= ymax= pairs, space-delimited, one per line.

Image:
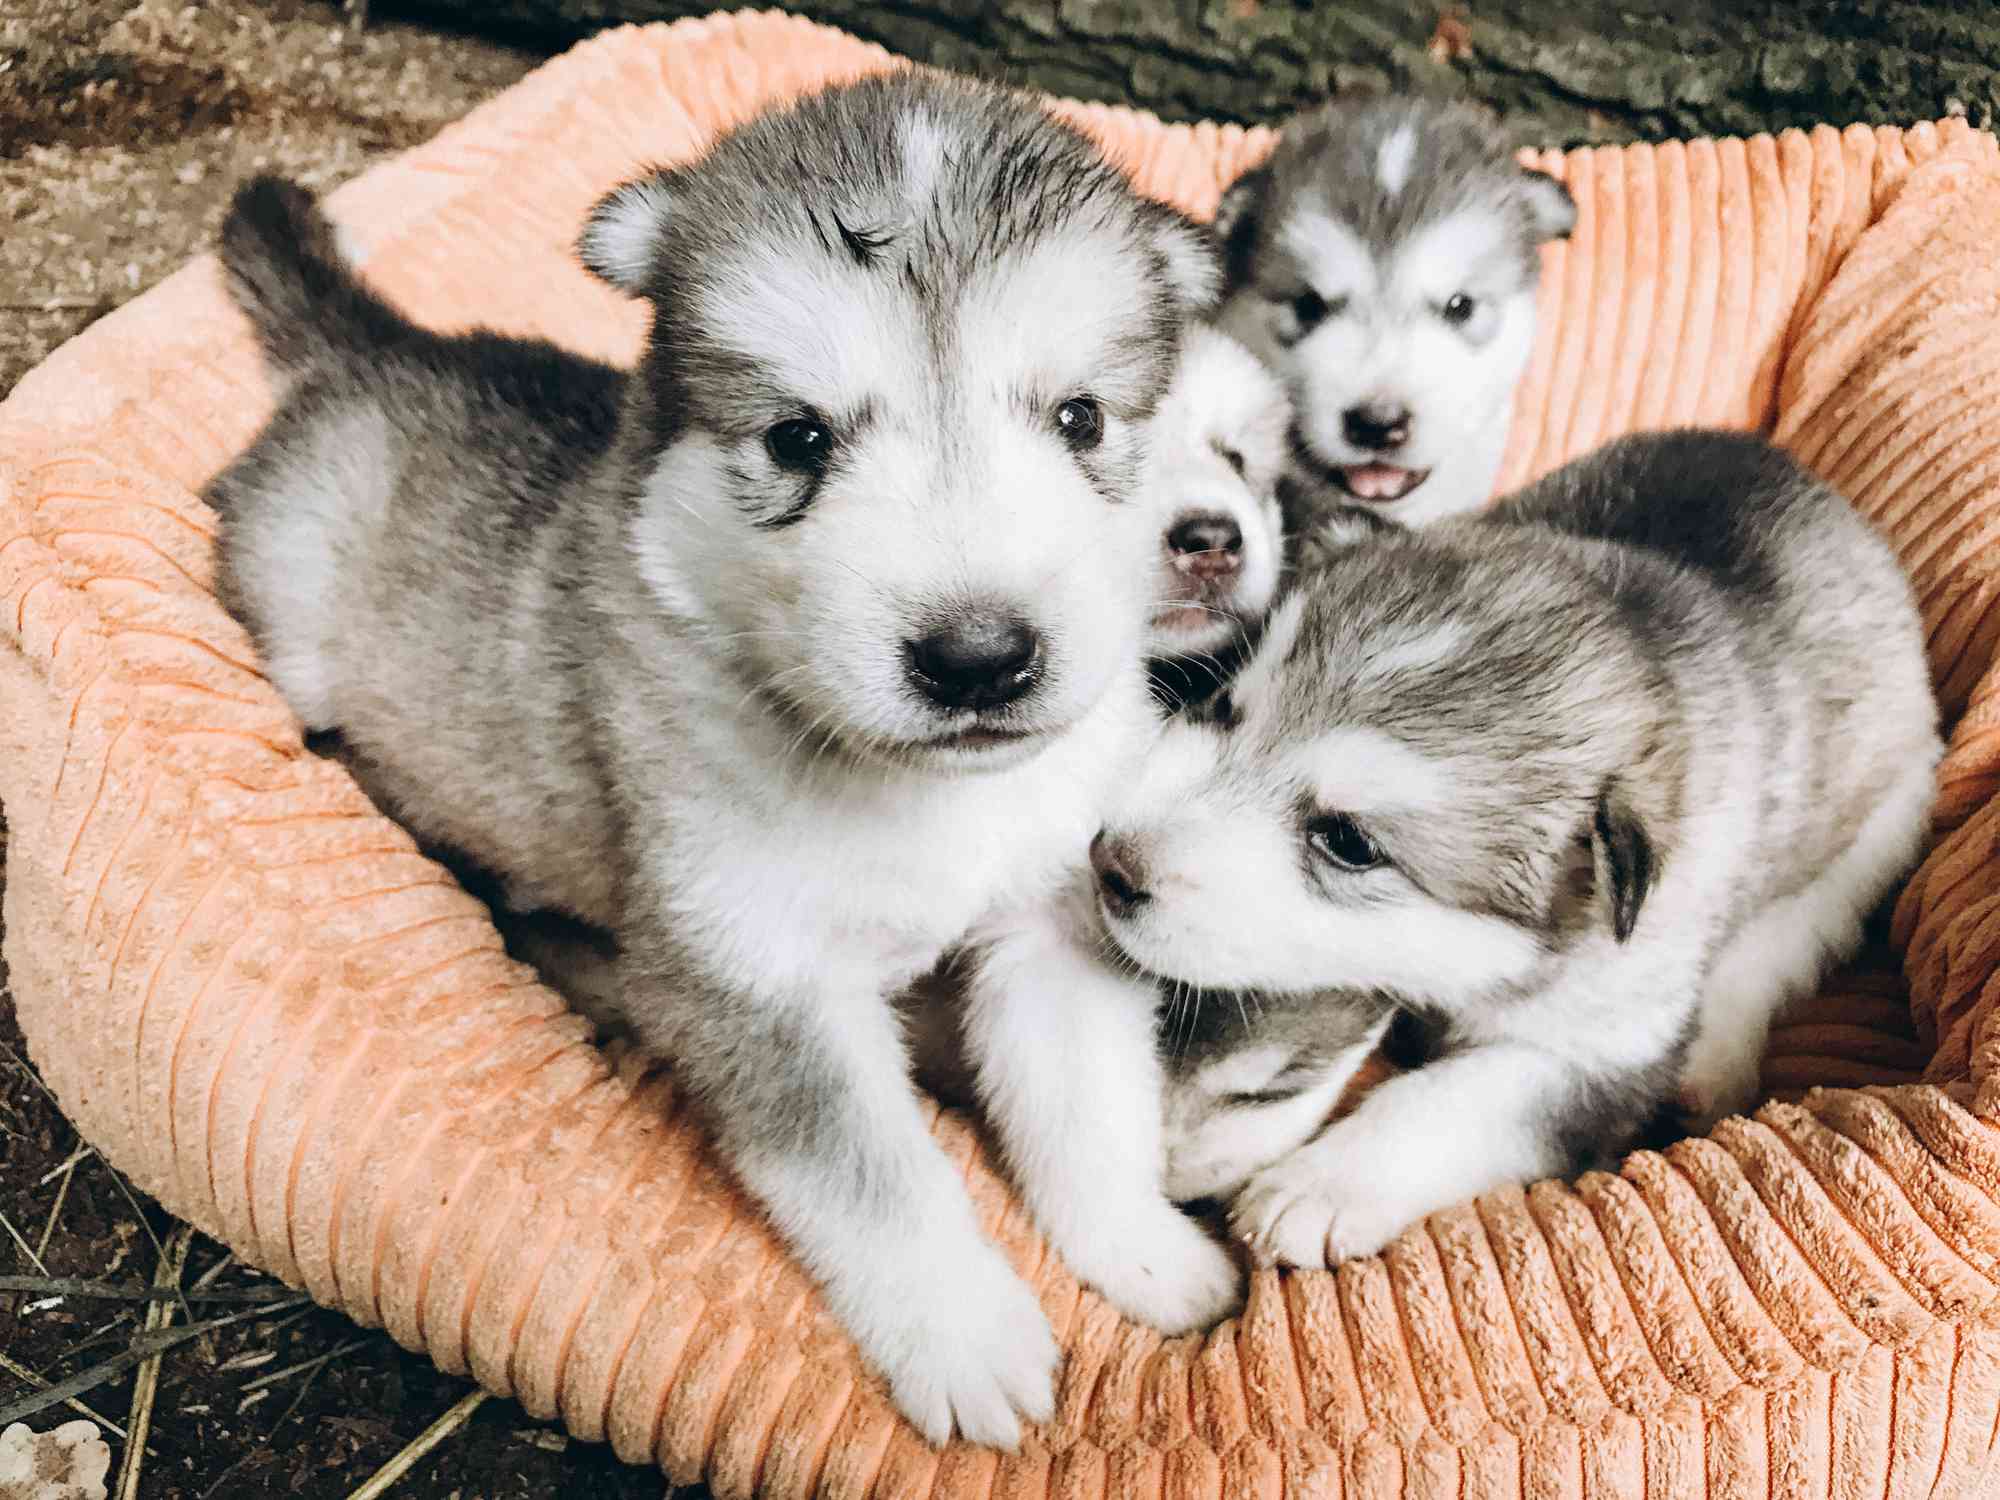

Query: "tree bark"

xmin=391 ymin=0 xmax=2000 ymax=144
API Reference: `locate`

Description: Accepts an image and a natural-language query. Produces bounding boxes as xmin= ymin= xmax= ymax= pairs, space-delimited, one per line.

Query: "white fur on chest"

xmin=661 ymin=674 xmax=1152 ymax=992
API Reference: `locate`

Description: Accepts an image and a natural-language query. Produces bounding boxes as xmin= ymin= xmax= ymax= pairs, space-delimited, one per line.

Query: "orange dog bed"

xmin=7 ymin=12 xmax=2000 ymax=1498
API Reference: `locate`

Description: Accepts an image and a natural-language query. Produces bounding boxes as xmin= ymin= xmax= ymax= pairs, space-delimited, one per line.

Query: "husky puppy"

xmin=1142 ymin=325 xmax=1292 ymax=666
xmin=1214 ymin=95 xmax=1575 ymax=526
xmin=1157 ymin=992 xmax=1395 ymax=1205
xmin=1093 ymin=430 xmax=1940 ymax=1266
xmin=206 ymin=71 xmax=1226 ymax=1447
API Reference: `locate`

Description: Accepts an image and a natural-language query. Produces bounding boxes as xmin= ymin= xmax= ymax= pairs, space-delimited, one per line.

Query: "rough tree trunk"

xmin=390 ymin=0 xmax=2000 ymax=144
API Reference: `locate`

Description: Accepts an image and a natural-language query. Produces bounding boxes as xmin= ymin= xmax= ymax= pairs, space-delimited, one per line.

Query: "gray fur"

xmin=1214 ymin=96 xmax=1571 ymax=291
xmin=1214 ymin=94 xmax=1573 ymax=526
xmin=1155 ymin=983 xmax=1396 ymax=1203
xmin=207 ymin=70 xmax=1220 ymax=1447
xmin=1109 ymin=429 xmax=1940 ymax=1263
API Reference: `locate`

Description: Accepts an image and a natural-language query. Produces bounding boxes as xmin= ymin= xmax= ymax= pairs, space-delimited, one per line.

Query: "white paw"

xmin=1677 ymin=1051 xmax=1763 ymax=1136
xmin=870 ymin=1240 xmax=1059 ymax=1450
xmin=1073 ymin=1203 xmax=1243 ymax=1335
xmin=1230 ymin=1149 xmax=1428 ymax=1268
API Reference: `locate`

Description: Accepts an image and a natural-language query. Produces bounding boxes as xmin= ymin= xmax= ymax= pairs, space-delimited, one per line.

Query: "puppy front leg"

xmin=965 ymin=899 xmax=1242 ymax=1334
xmin=1233 ymin=1042 xmax=1577 ymax=1266
xmin=625 ymin=954 xmax=1058 ymax=1449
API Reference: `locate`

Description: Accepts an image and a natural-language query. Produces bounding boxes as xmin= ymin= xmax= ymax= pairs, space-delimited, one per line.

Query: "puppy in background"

xmin=1215 ymin=95 xmax=1574 ymax=525
xmin=1096 ymin=430 xmax=1939 ymax=1265
xmin=1142 ymin=325 xmax=1291 ymax=668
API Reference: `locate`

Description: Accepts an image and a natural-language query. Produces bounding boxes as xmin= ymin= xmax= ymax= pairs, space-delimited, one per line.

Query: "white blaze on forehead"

xmin=1375 ymin=124 xmax=1417 ymax=197
xmin=696 ymin=240 xmax=921 ymax=408
xmin=1395 ymin=207 xmax=1513 ymax=299
xmin=1169 ymin=328 xmax=1287 ymax=451
xmin=1353 ymin=621 xmax=1466 ymax=682
xmin=1305 ymin=726 xmax=1448 ymax=814
xmin=956 ymin=227 xmax=1158 ymax=406
xmin=898 ymin=108 xmax=952 ymax=206
xmin=1226 ymin=590 xmax=1306 ymax=709
xmin=1276 ymin=211 xmax=1376 ymax=299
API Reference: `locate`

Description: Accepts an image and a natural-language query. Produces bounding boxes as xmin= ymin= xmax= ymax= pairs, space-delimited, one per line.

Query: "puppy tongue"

xmin=1341 ymin=464 xmax=1416 ymax=501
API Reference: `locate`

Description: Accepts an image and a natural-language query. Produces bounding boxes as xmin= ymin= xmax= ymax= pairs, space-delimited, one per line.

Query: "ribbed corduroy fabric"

xmin=4 ymin=13 xmax=2000 ymax=1497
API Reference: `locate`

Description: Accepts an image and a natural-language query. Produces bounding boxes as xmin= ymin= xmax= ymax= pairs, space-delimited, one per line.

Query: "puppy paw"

xmin=1086 ymin=1207 xmax=1243 ymax=1335
xmin=1675 ymin=1059 xmax=1762 ymax=1137
xmin=1677 ymin=1011 xmax=1771 ymax=1135
xmin=871 ymin=1241 xmax=1059 ymax=1450
xmin=1230 ymin=1151 xmax=1425 ymax=1267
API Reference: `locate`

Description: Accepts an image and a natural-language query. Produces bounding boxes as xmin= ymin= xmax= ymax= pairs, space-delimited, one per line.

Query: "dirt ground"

xmin=1 ymin=5 xmax=697 ymax=1494
xmin=0 ymin=0 xmax=535 ymax=396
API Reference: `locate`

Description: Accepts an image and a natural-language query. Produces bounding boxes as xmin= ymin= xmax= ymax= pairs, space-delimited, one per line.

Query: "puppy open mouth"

xmin=1332 ymin=463 xmax=1431 ymax=503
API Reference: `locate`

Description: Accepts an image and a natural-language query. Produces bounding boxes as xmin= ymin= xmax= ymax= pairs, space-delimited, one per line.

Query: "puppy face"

xmin=1213 ymin=97 xmax=1573 ymax=527
xmin=1159 ymin=996 xmax=1390 ymax=1202
xmin=1142 ymin=326 xmax=1292 ymax=662
xmin=581 ymin=73 xmax=1219 ymax=772
xmin=1093 ymin=527 xmax=1666 ymax=1004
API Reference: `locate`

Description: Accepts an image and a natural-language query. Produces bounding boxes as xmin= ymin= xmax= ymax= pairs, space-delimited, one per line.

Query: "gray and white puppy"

xmin=1095 ymin=430 xmax=1940 ymax=1266
xmin=1142 ymin=325 xmax=1293 ymax=666
xmin=206 ymin=71 xmax=1224 ymax=1448
xmin=1157 ymin=987 xmax=1395 ymax=1206
xmin=1215 ymin=95 xmax=1574 ymax=525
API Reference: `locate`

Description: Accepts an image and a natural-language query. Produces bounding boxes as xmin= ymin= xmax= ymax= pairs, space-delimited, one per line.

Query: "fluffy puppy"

xmin=1156 ymin=991 xmax=1397 ymax=1206
xmin=1214 ymin=95 xmax=1574 ymax=524
xmin=1142 ymin=325 xmax=1292 ymax=666
xmin=1095 ymin=430 xmax=1939 ymax=1265
xmin=206 ymin=70 xmax=1221 ymax=1447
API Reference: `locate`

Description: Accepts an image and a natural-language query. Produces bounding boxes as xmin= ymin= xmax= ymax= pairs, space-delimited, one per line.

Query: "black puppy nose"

xmin=1166 ymin=514 xmax=1244 ymax=559
xmin=907 ymin=610 xmax=1041 ymax=711
xmin=1089 ymin=830 xmax=1151 ymax=916
xmin=1342 ymin=403 xmax=1412 ymax=452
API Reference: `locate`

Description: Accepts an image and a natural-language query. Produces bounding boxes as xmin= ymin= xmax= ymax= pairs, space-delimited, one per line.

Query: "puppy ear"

xmin=1211 ymin=165 xmax=1271 ymax=284
xmin=1149 ymin=210 xmax=1223 ymax=316
xmin=1593 ymin=779 xmax=1655 ymax=943
xmin=578 ymin=174 xmax=678 ymax=294
xmin=1516 ymin=166 xmax=1577 ymax=242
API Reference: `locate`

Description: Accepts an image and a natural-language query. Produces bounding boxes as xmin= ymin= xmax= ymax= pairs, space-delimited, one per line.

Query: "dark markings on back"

xmin=1497 ymin=428 xmax=1814 ymax=596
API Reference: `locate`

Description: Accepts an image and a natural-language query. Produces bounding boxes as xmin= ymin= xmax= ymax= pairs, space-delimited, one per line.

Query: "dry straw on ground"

xmin=1 ymin=6 xmax=702 ymax=1493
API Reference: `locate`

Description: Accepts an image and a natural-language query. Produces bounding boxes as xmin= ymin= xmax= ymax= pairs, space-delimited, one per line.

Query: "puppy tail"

xmin=217 ymin=176 xmax=408 ymax=373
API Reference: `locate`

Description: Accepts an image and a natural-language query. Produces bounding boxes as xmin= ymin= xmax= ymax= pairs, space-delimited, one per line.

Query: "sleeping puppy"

xmin=1157 ymin=991 xmax=1404 ymax=1206
xmin=207 ymin=70 xmax=1224 ymax=1447
xmin=1097 ymin=430 xmax=1939 ymax=1265
xmin=1214 ymin=94 xmax=1574 ymax=525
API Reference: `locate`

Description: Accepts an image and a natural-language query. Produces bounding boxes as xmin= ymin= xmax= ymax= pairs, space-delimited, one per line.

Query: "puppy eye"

xmin=1307 ymin=812 xmax=1384 ymax=871
xmin=1441 ymin=293 xmax=1478 ymax=327
xmin=1199 ymin=688 xmax=1240 ymax=729
xmin=1054 ymin=396 xmax=1103 ymax=450
xmin=1224 ymin=1085 xmax=1304 ymax=1107
xmin=1221 ymin=446 xmax=1246 ymax=478
xmin=766 ymin=415 xmax=834 ymax=472
xmin=1289 ymin=290 xmax=1330 ymax=331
